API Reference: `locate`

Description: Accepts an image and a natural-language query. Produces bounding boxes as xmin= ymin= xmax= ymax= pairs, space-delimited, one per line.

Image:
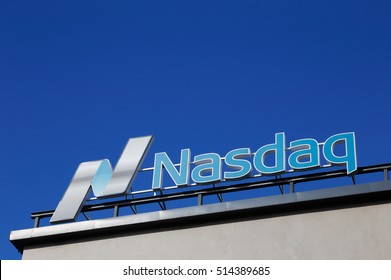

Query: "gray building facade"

xmin=10 ymin=179 xmax=391 ymax=259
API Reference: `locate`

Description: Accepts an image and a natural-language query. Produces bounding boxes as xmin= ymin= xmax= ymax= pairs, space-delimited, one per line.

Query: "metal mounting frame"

xmin=30 ymin=163 xmax=391 ymax=228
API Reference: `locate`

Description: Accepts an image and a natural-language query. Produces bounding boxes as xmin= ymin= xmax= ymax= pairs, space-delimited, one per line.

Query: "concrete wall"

xmin=22 ymin=202 xmax=391 ymax=259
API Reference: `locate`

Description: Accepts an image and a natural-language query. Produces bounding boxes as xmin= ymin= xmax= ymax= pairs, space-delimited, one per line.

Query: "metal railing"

xmin=31 ymin=162 xmax=391 ymax=228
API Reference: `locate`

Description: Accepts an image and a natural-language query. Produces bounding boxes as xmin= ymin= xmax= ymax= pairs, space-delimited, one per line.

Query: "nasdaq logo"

xmin=50 ymin=136 xmax=153 ymax=223
xmin=152 ymin=132 xmax=357 ymax=189
xmin=51 ymin=132 xmax=357 ymax=223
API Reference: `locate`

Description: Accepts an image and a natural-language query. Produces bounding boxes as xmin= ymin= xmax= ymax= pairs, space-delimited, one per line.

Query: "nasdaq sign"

xmin=51 ymin=132 xmax=357 ymax=223
xmin=51 ymin=136 xmax=154 ymax=223
xmin=152 ymin=132 xmax=357 ymax=189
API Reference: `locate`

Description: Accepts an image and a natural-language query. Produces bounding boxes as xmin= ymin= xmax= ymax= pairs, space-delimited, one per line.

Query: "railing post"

xmin=289 ymin=181 xmax=295 ymax=193
xmin=114 ymin=205 xmax=119 ymax=217
xmin=198 ymin=194 xmax=203 ymax=205
xmin=34 ymin=217 xmax=40 ymax=228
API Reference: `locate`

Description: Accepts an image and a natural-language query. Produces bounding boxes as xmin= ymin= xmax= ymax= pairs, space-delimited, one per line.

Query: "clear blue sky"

xmin=1 ymin=0 xmax=391 ymax=259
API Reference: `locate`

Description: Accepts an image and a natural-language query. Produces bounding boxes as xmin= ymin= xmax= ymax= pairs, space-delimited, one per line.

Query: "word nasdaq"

xmin=152 ymin=132 xmax=357 ymax=189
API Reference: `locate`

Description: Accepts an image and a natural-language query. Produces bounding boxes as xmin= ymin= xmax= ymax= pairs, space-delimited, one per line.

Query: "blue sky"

xmin=1 ymin=0 xmax=391 ymax=259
